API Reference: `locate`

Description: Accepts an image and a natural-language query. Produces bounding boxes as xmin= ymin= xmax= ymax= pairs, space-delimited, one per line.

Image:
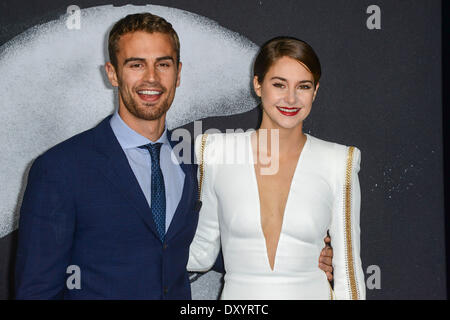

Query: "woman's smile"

xmin=276 ymin=106 xmax=301 ymax=116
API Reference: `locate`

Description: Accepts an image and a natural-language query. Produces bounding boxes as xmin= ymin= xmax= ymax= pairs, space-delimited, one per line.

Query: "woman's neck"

xmin=258 ymin=114 xmax=307 ymax=158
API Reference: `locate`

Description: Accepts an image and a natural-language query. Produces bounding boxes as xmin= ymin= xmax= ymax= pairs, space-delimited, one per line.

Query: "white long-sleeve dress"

xmin=187 ymin=132 xmax=365 ymax=300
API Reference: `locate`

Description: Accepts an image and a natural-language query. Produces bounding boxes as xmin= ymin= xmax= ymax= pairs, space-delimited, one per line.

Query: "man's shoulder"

xmin=36 ymin=117 xmax=111 ymax=166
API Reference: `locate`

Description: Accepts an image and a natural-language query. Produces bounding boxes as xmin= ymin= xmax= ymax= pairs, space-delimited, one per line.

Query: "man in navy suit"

xmin=15 ymin=13 xmax=334 ymax=299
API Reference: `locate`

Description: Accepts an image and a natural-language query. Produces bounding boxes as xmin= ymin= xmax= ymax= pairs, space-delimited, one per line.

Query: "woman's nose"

xmin=286 ymin=88 xmax=297 ymax=105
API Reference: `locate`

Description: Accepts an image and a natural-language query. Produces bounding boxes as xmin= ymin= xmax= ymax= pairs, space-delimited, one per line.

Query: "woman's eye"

xmin=273 ymin=83 xmax=285 ymax=88
xmin=299 ymin=85 xmax=312 ymax=90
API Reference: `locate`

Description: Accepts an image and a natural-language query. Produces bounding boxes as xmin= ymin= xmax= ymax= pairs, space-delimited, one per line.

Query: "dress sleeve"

xmin=328 ymin=146 xmax=366 ymax=300
xmin=187 ymin=134 xmax=221 ymax=272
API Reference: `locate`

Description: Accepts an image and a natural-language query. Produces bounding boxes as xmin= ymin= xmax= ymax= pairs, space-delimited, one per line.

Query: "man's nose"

xmin=144 ymin=66 xmax=158 ymax=82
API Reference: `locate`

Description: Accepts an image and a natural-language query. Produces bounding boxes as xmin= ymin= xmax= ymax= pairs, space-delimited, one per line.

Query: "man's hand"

xmin=319 ymin=233 xmax=333 ymax=282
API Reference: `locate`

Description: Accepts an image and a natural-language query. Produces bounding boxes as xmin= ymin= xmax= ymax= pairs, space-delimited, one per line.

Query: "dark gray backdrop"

xmin=0 ymin=0 xmax=445 ymax=299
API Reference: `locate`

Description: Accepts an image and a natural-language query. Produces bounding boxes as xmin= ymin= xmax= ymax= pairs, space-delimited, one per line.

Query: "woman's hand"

xmin=319 ymin=233 xmax=334 ymax=282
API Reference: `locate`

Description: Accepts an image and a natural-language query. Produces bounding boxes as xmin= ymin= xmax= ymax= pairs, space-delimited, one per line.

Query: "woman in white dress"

xmin=188 ymin=37 xmax=365 ymax=300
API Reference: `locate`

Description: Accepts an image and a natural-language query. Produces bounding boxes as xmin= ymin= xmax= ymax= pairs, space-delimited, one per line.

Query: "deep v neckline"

xmin=249 ymin=132 xmax=310 ymax=272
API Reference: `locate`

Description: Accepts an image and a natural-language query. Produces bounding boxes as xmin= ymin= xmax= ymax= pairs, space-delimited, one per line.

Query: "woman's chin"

xmin=268 ymin=117 xmax=305 ymax=130
xmin=261 ymin=109 xmax=309 ymax=130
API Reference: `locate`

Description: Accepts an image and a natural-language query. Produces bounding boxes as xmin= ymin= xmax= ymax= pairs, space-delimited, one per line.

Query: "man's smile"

xmin=137 ymin=89 xmax=163 ymax=102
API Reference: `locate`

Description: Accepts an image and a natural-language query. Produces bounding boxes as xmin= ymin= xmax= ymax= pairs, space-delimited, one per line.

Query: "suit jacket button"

xmin=164 ymin=287 xmax=168 ymax=294
xmin=163 ymin=243 xmax=168 ymax=250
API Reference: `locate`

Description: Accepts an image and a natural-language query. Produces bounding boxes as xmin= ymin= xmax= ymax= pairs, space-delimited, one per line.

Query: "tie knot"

xmin=140 ymin=143 xmax=163 ymax=162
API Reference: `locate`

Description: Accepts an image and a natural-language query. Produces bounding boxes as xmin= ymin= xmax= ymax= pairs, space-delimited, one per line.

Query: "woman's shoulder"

xmin=195 ymin=130 xmax=252 ymax=147
xmin=194 ymin=131 xmax=252 ymax=164
xmin=306 ymin=133 xmax=361 ymax=167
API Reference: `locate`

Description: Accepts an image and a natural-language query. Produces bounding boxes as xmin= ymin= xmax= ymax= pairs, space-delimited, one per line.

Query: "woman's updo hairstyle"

xmin=253 ymin=36 xmax=321 ymax=87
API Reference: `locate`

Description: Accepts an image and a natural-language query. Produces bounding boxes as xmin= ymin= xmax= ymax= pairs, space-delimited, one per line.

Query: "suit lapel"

xmin=165 ymin=129 xmax=198 ymax=241
xmin=92 ymin=119 xmax=198 ymax=242
xmin=93 ymin=116 xmax=161 ymax=240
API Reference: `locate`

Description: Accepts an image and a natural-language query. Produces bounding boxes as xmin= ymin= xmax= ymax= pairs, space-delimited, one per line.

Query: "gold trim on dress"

xmin=344 ymin=146 xmax=359 ymax=300
xmin=328 ymin=281 xmax=335 ymax=300
xmin=198 ymin=134 xmax=208 ymax=201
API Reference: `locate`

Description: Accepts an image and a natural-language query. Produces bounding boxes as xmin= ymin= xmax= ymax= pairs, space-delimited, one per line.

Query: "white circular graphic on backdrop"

xmin=0 ymin=4 xmax=258 ymax=239
xmin=0 ymin=4 xmax=259 ymax=300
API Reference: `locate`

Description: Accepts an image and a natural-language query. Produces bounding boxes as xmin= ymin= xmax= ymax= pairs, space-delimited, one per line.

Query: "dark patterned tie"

xmin=140 ymin=143 xmax=166 ymax=241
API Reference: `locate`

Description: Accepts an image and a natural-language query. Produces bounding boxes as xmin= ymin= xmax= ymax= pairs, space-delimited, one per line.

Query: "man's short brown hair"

xmin=108 ymin=12 xmax=180 ymax=69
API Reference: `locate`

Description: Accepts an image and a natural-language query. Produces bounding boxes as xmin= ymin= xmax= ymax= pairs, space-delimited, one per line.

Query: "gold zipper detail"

xmin=198 ymin=134 xmax=208 ymax=201
xmin=344 ymin=146 xmax=359 ymax=299
xmin=328 ymin=281 xmax=335 ymax=300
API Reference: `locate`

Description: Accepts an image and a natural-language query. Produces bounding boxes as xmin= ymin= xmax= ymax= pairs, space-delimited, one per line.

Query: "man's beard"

xmin=118 ymin=85 xmax=171 ymax=121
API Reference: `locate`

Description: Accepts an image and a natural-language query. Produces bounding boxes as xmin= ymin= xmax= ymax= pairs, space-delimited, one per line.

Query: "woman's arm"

xmin=187 ymin=134 xmax=221 ymax=272
xmin=328 ymin=145 xmax=366 ymax=300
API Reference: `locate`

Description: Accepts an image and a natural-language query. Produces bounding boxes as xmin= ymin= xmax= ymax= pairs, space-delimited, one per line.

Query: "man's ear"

xmin=312 ymin=82 xmax=320 ymax=102
xmin=176 ymin=61 xmax=182 ymax=87
xmin=253 ymin=76 xmax=262 ymax=97
xmin=105 ymin=62 xmax=119 ymax=87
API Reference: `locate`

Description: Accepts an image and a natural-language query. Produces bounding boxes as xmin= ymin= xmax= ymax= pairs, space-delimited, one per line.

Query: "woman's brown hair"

xmin=253 ymin=36 xmax=321 ymax=87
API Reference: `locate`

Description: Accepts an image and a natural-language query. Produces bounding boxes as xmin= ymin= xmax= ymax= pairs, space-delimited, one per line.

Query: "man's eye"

xmin=130 ymin=63 xmax=142 ymax=68
xmin=158 ymin=63 xmax=170 ymax=68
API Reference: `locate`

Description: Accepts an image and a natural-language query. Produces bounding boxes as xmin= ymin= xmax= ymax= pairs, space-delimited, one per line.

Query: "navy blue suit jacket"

xmin=15 ymin=116 xmax=202 ymax=299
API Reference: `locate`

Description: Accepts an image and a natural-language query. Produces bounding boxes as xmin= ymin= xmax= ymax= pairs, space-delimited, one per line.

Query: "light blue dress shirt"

xmin=110 ymin=112 xmax=185 ymax=233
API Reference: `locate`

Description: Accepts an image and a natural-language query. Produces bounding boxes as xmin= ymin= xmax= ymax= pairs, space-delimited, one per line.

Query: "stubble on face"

xmin=113 ymin=31 xmax=180 ymax=124
xmin=117 ymin=77 xmax=170 ymax=121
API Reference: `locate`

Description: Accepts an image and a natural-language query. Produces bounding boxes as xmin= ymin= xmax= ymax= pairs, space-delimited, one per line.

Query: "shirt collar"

xmin=110 ymin=111 xmax=170 ymax=150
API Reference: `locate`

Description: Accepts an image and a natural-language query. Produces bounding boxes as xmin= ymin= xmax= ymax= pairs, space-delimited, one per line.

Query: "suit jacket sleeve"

xmin=15 ymin=154 xmax=76 ymax=299
xmin=328 ymin=146 xmax=366 ymax=300
xmin=187 ymin=134 xmax=221 ymax=272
